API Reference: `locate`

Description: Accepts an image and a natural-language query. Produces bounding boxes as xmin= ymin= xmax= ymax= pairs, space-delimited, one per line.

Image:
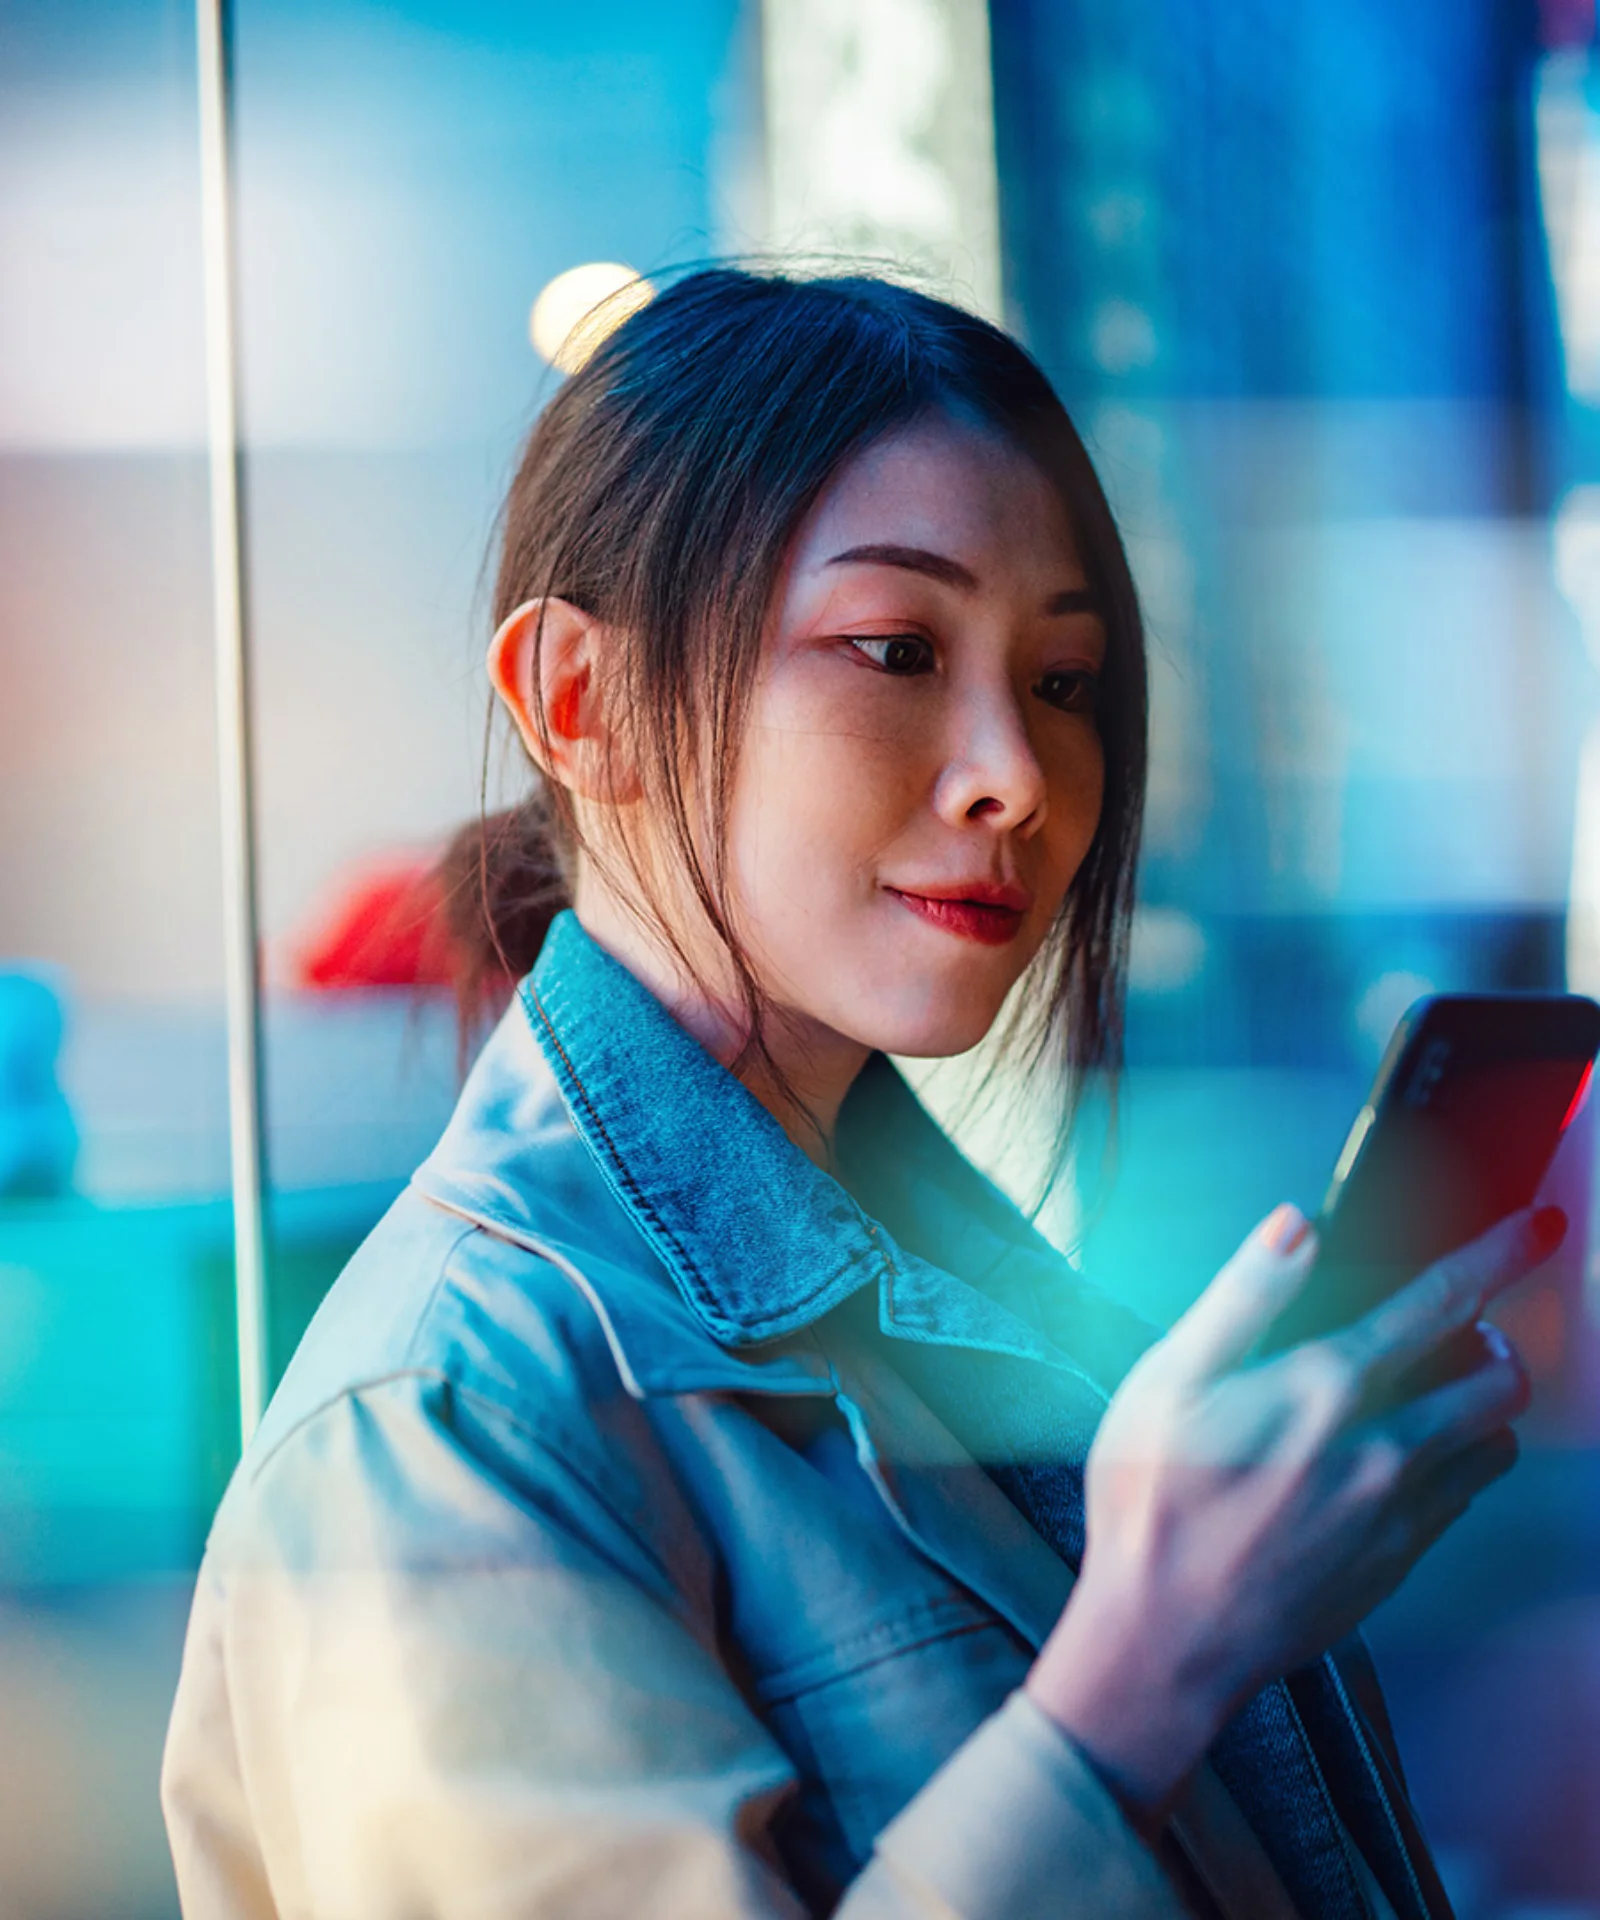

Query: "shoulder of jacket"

xmin=242 ymin=1188 xmax=662 ymax=1497
xmin=205 ymin=1208 xmax=712 ymax=1611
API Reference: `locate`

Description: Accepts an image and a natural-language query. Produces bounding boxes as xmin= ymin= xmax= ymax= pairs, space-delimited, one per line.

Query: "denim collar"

xmin=497 ymin=910 xmax=1125 ymax=1387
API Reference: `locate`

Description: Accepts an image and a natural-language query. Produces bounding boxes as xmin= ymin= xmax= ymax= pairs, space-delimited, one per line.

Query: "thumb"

xmin=1164 ymin=1204 xmax=1318 ymax=1378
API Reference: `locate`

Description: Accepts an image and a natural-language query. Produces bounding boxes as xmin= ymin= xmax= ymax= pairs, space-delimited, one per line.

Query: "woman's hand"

xmin=1024 ymin=1199 xmax=1565 ymax=1832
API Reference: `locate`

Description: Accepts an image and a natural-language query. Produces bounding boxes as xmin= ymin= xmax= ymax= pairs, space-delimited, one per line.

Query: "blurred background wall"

xmin=3 ymin=0 xmax=1600 ymax=1913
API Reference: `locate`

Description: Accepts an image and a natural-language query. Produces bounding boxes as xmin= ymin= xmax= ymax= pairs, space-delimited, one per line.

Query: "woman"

xmin=162 ymin=269 xmax=1555 ymax=1919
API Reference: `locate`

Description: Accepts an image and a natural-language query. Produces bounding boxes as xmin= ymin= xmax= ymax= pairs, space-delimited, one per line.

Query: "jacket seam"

xmin=432 ymin=1373 xmax=677 ymax=1587
xmin=241 ymin=1364 xmax=448 ymax=1487
xmin=1323 ymin=1654 xmax=1432 ymax=1919
xmin=238 ymin=1370 xmax=676 ymax=1591
xmin=237 ymin=1209 xmax=655 ymax=1543
xmin=398 ymin=1219 xmax=481 ymax=1372
xmin=415 ymin=1196 xmax=649 ymax=1399
xmin=756 ymin=1603 xmax=1000 ymax=1705
xmin=238 ymin=1215 xmax=482 ymax=1485
xmin=1279 ymin=1680 xmax=1376 ymax=1919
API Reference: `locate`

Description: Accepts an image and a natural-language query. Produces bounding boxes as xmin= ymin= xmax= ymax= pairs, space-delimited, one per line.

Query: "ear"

xmin=487 ymin=598 xmax=641 ymax=804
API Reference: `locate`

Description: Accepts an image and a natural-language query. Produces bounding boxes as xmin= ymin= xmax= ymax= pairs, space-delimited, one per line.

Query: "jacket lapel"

xmin=814 ymin=1303 xmax=1077 ymax=1648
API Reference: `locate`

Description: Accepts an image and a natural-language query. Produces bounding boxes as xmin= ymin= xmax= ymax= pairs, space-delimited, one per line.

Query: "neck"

xmin=571 ymin=879 xmax=871 ymax=1168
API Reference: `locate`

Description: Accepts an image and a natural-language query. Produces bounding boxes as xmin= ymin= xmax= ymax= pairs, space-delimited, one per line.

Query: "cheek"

xmin=734 ymin=686 xmax=932 ymax=877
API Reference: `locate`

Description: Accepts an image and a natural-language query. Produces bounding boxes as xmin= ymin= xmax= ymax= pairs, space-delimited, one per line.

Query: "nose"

xmin=932 ymin=683 xmax=1048 ymax=834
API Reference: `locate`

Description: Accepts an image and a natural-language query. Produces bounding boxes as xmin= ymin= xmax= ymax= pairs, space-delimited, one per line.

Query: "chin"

xmin=851 ymin=993 xmax=1008 ymax=1062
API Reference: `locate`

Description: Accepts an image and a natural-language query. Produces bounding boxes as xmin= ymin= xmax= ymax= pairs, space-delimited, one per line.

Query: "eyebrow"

xmin=824 ymin=542 xmax=1100 ymax=617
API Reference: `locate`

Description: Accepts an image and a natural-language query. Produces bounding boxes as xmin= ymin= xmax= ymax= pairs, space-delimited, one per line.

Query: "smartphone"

xmin=1263 ymin=992 xmax=1600 ymax=1356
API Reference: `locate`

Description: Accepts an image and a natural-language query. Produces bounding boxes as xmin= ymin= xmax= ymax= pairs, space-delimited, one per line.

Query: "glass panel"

xmin=0 ymin=2 xmax=225 ymax=1912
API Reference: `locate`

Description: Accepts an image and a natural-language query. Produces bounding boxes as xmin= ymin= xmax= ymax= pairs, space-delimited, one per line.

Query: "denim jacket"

xmin=162 ymin=911 xmax=1443 ymax=1919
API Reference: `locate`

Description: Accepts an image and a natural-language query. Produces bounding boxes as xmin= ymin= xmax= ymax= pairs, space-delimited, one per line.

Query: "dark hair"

xmin=443 ymin=266 xmax=1147 ymax=1168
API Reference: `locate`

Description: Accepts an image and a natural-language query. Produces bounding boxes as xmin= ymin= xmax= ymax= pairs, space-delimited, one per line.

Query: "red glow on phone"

xmin=1559 ymin=1060 xmax=1594 ymax=1134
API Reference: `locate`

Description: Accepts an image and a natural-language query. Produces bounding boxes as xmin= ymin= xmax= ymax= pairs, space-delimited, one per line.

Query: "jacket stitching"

xmin=1322 ymin=1655 xmax=1432 ymax=1919
xmin=238 ymin=1217 xmax=483 ymax=1485
xmin=240 ymin=1370 xmax=676 ymax=1593
xmin=756 ymin=1603 xmax=1001 ymax=1705
xmin=398 ymin=1221 xmax=480 ymax=1374
xmin=418 ymin=1188 xmax=838 ymax=1404
xmin=237 ymin=1218 xmax=653 ymax=1545
xmin=524 ymin=977 xmax=900 ymax=1337
xmin=522 ymin=979 xmax=722 ymax=1317
xmin=431 ymin=1374 xmax=676 ymax=1585
xmin=1279 ymin=1679 xmax=1375 ymax=1917
xmin=418 ymin=1196 xmax=649 ymax=1400
xmin=856 ymin=1213 xmax=905 ymax=1304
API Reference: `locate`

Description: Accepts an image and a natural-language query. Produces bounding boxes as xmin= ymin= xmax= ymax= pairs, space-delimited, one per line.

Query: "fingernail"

xmin=1263 ymin=1203 xmax=1309 ymax=1255
xmin=1480 ymin=1322 xmax=1513 ymax=1364
xmin=1532 ymin=1205 xmax=1568 ymax=1256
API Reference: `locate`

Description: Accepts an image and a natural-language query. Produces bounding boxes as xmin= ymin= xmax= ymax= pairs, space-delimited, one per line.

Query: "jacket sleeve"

xmin=161 ymin=1374 xmax=1187 ymax=1920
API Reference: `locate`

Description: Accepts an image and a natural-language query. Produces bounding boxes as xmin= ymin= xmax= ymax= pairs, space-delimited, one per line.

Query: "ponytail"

xmin=438 ymin=787 xmax=571 ymax=1034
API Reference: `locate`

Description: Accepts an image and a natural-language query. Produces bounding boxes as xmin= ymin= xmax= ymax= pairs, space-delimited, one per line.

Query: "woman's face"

xmin=724 ymin=408 xmax=1107 ymax=1061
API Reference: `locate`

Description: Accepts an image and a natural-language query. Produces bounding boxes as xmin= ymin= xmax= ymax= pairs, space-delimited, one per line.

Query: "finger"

xmin=1337 ymin=1206 xmax=1565 ymax=1387
xmin=1382 ymin=1324 xmax=1530 ymax=1463
xmin=1164 ymin=1204 xmax=1320 ymax=1378
xmin=1406 ymin=1426 xmax=1520 ymax=1551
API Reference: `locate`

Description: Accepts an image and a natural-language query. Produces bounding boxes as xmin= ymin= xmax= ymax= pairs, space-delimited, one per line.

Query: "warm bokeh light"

xmin=529 ymin=262 xmax=653 ymax=373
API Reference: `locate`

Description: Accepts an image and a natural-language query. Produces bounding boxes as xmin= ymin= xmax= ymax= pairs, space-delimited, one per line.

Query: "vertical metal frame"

xmin=195 ymin=0 xmax=269 ymax=1446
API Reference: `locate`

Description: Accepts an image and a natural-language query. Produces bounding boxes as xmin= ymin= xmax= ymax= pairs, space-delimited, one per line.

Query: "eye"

xmin=848 ymin=634 xmax=935 ymax=675
xmin=1036 ymin=668 xmax=1099 ymax=715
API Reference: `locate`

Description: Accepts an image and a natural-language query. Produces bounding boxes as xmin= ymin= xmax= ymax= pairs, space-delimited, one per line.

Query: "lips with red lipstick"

xmin=885 ymin=879 xmax=1034 ymax=946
